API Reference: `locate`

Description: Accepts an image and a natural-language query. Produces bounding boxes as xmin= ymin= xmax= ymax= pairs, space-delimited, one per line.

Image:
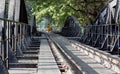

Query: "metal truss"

xmin=61 ymin=0 xmax=120 ymax=56
xmin=80 ymin=0 xmax=120 ymax=55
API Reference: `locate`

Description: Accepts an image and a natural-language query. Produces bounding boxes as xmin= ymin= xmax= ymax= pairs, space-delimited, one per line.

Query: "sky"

xmin=37 ymin=18 xmax=50 ymax=31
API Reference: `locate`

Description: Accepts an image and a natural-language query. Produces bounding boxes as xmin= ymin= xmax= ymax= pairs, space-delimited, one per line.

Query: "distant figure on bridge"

xmin=47 ymin=24 xmax=51 ymax=32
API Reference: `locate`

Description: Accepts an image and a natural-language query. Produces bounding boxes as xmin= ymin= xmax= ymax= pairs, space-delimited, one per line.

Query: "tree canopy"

xmin=27 ymin=0 xmax=108 ymax=27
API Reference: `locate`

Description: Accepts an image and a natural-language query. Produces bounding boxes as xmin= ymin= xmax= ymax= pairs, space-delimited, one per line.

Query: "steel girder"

xmin=0 ymin=0 xmax=31 ymax=73
xmin=61 ymin=16 xmax=82 ymax=38
xmin=80 ymin=0 xmax=120 ymax=55
xmin=60 ymin=0 xmax=120 ymax=55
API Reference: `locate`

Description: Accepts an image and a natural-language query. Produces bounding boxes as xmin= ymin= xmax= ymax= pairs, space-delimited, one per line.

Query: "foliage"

xmin=29 ymin=0 xmax=108 ymax=27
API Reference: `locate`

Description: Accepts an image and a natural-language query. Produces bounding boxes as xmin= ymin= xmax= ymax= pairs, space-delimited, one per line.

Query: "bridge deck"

xmin=8 ymin=33 xmax=120 ymax=74
xmin=8 ymin=35 xmax=61 ymax=74
xmin=51 ymin=34 xmax=118 ymax=74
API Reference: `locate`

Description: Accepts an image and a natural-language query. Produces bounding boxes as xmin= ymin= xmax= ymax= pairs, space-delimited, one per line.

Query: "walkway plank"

xmin=37 ymin=39 xmax=61 ymax=74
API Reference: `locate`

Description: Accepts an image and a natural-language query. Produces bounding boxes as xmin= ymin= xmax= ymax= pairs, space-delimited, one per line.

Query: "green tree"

xmin=29 ymin=0 xmax=108 ymax=27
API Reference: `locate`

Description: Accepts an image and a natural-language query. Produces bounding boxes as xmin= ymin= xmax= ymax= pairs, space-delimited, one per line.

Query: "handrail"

xmin=0 ymin=17 xmax=32 ymax=69
xmin=0 ymin=17 xmax=28 ymax=25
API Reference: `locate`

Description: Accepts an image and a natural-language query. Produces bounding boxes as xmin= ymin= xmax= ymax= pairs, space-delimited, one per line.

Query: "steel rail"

xmin=47 ymin=35 xmax=84 ymax=74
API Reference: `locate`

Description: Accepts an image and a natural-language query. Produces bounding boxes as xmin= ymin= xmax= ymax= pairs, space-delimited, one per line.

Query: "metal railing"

xmin=0 ymin=18 xmax=31 ymax=69
xmin=80 ymin=24 xmax=120 ymax=56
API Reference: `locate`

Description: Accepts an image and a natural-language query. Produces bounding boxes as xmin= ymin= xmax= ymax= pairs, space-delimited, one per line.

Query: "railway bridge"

xmin=0 ymin=0 xmax=120 ymax=74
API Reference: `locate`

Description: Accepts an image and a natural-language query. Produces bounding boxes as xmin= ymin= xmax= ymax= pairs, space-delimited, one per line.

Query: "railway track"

xmin=48 ymin=33 xmax=120 ymax=74
xmin=9 ymin=33 xmax=84 ymax=74
xmin=8 ymin=33 xmax=119 ymax=74
xmin=47 ymin=35 xmax=83 ymax=74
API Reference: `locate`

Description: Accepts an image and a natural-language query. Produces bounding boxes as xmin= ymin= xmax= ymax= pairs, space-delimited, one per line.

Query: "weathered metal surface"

xmin=0 ymin=0 xmax=9 ymax=74
xmin=0 ymin=0 xmax=5 ymax=18
xmin=61 ymin=16 xmax=82 ymax=37
xmin=14 ymin=0 xmax=20 ymax=21
xmin=79 ymin=0 xmax=120 ymax=55
xmin=8 ymin=0 xmax=15 ymax=20
xmin=30 ymin=16 xmax=37 ymax=36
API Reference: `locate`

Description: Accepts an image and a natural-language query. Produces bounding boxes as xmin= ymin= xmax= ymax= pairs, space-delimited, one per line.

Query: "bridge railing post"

xmin=0 ymin=17 xmax=34 ymax=69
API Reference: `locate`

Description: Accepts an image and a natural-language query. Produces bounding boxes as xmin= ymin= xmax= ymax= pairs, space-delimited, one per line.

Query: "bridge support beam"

xmin=0 ymin=0 xmax=9 ymax=74
xmin=30 ymin=16 xmax=37 ymax=36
